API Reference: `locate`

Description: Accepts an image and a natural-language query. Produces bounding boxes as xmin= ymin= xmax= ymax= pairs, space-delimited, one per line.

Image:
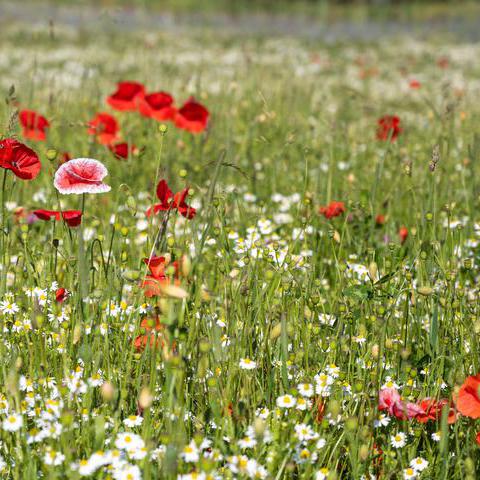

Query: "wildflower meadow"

xmin=1 ymin=1 xmax=480 ymax=478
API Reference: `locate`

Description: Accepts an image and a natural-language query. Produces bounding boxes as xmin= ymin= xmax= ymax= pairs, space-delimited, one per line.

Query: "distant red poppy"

xmin=109 ymin=142 xmax=138 ymax=160
xmin=377 ymin=115 xmax=402 ymax=142
xmin=456 ymin=375 xmax=480 ymax=419
xmin=146 ymin=179 xmax=196 ymax=219
xmin=88 ymin=113 xmax=119 ymax=145
xmin=55 ymin=288 xmax=69 ymax=302
xmin=19 ymin=110 xmax=49 ymax=141
xmin=319 ymin=201 xmax=345 ymax=219
xmin=476 ymin=432 xmax=480 ymax=446
xmin=416 ymin=398 xmax=456 ymax=424
xmin=134 ymin=317 xmax=165 ymax=352
xmin=61 ymin=152 xmax=72 ymax=164
xmin=107 ymin=81 xmax=145 ymax=111
xmin=142 ymin=255 xmax=180 ymax=298
xmin=33 ymin=209 xmax=82 ymax=227
xmin=0 ymin=138 xmax=41 ymax=180
xmin=409 ymin=79 xmax=421 ymax=89
xmin=175 ymin=98 xmax=209 ymax=133
xmin=399 ymin=226 xmax=408 ymax=244
xmin=437 ymin=57 xmax=449 ymax=69
xmin=138 ymin=92 xmax=176 ymax=121
xmin=375 ymin=214 xmax=385 ymax=225
xmin=54 ymin=158 xmax=110 ymax=195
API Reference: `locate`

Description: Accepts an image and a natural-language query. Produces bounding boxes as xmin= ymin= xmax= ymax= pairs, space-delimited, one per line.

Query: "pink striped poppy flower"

xmin=54 ymin=158 xmax=111 ymax=195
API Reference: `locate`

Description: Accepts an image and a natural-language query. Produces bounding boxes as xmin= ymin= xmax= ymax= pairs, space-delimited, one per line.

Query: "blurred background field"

xmin=2 ymin=0 xmax=480 ymax=40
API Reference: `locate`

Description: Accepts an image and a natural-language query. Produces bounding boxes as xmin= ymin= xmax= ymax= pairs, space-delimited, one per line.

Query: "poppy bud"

xmin=73 ymin=325 xmax=82 ymax=344
xmin=46 ymin=149 xmax=57 ymax=161
xmin=199 ymin=338 xmax=211 ymax=353
xmin=249 ymin=416 xmax=267 ymax=440
xmin=368 ymin=262 xmax=378 ymax=281
xmin=122 ymin=270 xmax=141 ymax=282
xmin=328 ymin=400 xmax=341 ymax=417
xmin=158 ymin=124 xmax=168 ymax=134
xmin=139 ymin=387 xmax=153 ymax=409
xmin=270 ymin=322 xmax=282 ymax=340
xmin=101 ymin=382 xmax=115 ymax=402
xmin=181 ymin=255 xmax=191 ymax=276
xmin=91 ymin=289 xmax=103 ymax=300
xmin=359 ymin=444 xmax=369 ymax=461
xmin=418 ymin=286 xmax=433 ymax=296
xmin=345 ymin=417 xmax=358 ymax=432
xmin=126 ymin=195 xmax=136 ymax=214
xmin=179 ymin=169 xmax=187 ymax=178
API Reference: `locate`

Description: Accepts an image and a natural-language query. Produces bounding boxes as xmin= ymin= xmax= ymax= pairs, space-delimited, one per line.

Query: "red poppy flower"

xmin=109 ymin=142 xmax=138 ymax=160
xmin=0 ymin=138 xmax=41 ymax=180
xmin=416 ymin=398 xmax=456 ymax=424
xmin=134 ymin=317 xmax=165 ymax=352
xmin=142 ymin=255 xmax=180 ymax=298
xmin=174 ymin=98 xmax=209 ymax=133
xmin=456 ymin=375 xmax=480 ymax=418
xmin=377 ymin=115 xmax=402 ymax=142
xmin=375 ymin=214 xmax=385 ymax=225
xmin=319 ymin=201 xmax=345 ymax=219
xmin=54 ymin=158 xmax=110 ymax=195
xmin=106 ymin=81 xmax=145 ymax=111
xmin=409 ymin=79 xmax=421 ymax=89
xmin=33 ymin=209 xmax=82 ymax=227
xmin=399 ymin=226 xmax=408 ymax=244
xmin=19 ymin=110 xmax=49 ymax=141
xmin=146 ymin=179 xmax=196 ymax=219
xmin=138 ymin=92 xmax=176 ymax=121
xmin=476 ymin=432 xmax=480 ymax=446
xmin=55 ymin=288 xmax=69 ymax=303
xmin=61 ymin=152 xmax=72 ymax=164
xmin=88 ymin=113 xmax=119 ymax=145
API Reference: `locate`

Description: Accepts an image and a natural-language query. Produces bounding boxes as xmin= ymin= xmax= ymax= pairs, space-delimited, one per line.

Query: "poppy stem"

xmin=0 ymin=169 xmax=8 ymax=295
xmin=78 ymin=193 xmax=88 ymax=300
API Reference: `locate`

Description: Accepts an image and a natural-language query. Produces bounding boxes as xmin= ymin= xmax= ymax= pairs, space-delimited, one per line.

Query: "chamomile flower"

xmin=0 ymin=300 xmax=19 ymax=315
xmin=123 ymin=415 xmax=143 ymax=428
xmin=316 ymin=468 xmax=330 ymax=480
xmin=44 ymin=448 xmax=65 ymax=466
xmin=391 ymin=432 xmax=407 ymax=448
xmin=403 ymin=467 xmax=417 ymax=479
xmin=297 ymin=383 xmax=314 ymax=397
xmin=410 ymin=457 xmax=429 ymax=472
xmin=181 ymin=441 xmax=199 ymax=462
xmin=276 ymin=394 xmax=296 ymax=408
xmin=114 ymin=432 xmax=145 ymax=451
xmin=2 ymin=413 xmax=23 ymax=432
xmin=239 ymin=358 xmax=257 ymax=370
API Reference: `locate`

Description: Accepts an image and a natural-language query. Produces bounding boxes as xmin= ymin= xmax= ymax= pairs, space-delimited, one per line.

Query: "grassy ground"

xmin=1 ymin=7 xmax=480 ymax=480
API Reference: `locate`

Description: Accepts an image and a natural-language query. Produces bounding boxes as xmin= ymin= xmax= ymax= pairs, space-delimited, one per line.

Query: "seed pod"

xmin=417 ymin=286 xmax=433 ymax=296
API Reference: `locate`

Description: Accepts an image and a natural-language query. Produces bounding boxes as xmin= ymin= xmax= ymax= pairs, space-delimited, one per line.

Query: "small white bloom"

xmin=239 ymin=358 xmax=257 ymax=370
xmin=2 ymin=413 xmax=23 ymax=432
xmin=276 ymin=394 xmax=296 ymax=408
